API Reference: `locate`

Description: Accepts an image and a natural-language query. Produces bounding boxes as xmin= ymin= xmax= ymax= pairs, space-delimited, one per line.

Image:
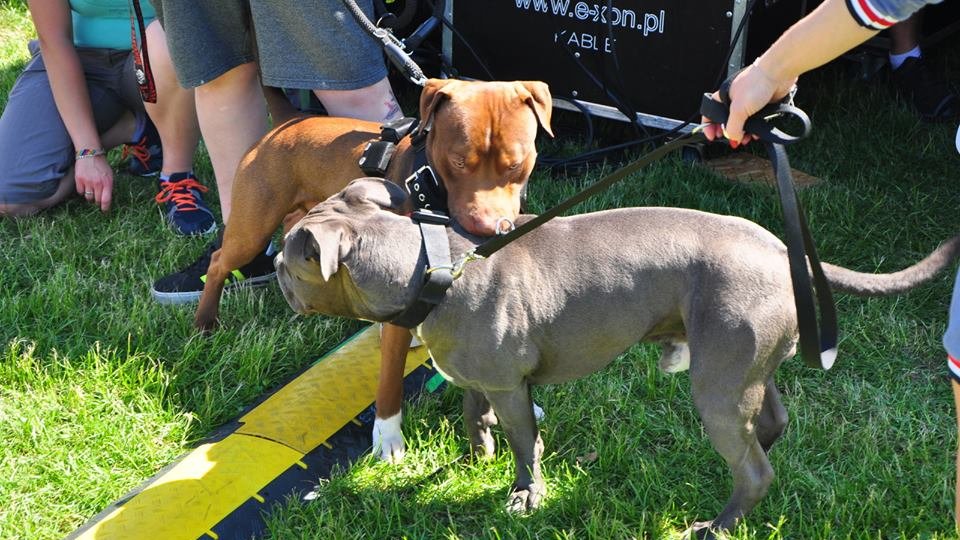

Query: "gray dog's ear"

xmin=285 ymin=224 xmax=350 ymax=282
xmin=418 ymin=78 xmax=454 ymax=132
xmin=516 ymin=81 xmax=554 ymax=138
xmin=341 ymin=178 xmax=409 ymax=212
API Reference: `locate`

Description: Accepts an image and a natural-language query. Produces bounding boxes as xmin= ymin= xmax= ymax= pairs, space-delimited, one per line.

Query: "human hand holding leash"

xmin=702 ymin=0 xmax=876 ymax=146
xmin=702 ymin=58 xmax=797 ymax=147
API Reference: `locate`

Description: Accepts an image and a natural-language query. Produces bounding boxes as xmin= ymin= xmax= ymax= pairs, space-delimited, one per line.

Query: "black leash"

xmin=473 ymin=131 xmax=704 ymax=258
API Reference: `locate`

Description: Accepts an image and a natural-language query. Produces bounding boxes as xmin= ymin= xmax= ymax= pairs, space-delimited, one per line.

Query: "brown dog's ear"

xmin=418 ymin=78 xmax=456 ymax=132
xmin=516 ymin=81 xmax=554 ymax=138
xmin=286 ymin=224 xmax=350 ymax=282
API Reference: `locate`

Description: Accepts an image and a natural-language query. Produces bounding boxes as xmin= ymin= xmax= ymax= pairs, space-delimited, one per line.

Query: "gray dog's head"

xmin=275 ymin=178 xmax=426 ymax=322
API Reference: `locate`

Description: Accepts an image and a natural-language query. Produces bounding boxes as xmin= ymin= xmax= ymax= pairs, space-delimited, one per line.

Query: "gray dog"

xmin=275 ymin=177 xmax=960 ymax=536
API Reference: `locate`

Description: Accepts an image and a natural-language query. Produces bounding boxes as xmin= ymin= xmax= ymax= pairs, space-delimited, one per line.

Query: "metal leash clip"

xmin=427 ymin=250 xmax=485 ymax=281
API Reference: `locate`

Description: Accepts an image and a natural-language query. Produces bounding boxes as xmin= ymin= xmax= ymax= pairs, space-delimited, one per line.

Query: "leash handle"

xmin=699 ymin=67 xmax=811 ymax=145
xmin=699 ymin=94 xmax=811 ymax=146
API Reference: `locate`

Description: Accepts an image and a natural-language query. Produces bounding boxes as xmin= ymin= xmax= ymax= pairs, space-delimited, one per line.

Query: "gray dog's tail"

xmin=823 ymin=234 xmax=960 ymax=296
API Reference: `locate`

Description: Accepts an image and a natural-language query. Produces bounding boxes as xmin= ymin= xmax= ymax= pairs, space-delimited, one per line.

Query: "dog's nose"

xmin=461 ymin=215 xmax=498 ymax=236
xmin=460 ymin=208 xmax=518 ymax=236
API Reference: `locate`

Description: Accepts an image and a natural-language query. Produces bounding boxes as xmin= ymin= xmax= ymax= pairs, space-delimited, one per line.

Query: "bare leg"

xmin=313 ymin=77 xmax=403 ymax=122
xmin=953 ymin=379 xmax=960 ymax=530
xmin=0 ymin=167 xmax=77 ymax=216
xmin=143 ymin=20 xmax=200 ymax=176
xmin=194 ymin=62 xmax=267 ymax=222
xmin=101 ymin=110 xmax=137 ymax=148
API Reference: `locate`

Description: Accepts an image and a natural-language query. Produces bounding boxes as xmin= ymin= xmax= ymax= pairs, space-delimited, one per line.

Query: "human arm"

xmin=28 ymin=0 xmax=114 ymax=211
xmin=704 ymin=0 xmax=918 ymax=144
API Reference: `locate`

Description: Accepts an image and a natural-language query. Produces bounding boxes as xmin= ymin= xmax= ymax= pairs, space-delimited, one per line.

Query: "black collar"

xmin=404 ymin=129 xmax=449 ymax=213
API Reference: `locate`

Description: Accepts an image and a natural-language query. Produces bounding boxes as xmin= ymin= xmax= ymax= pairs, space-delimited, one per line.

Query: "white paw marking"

xmin=372 ymin=413 xmax=405 ymax=463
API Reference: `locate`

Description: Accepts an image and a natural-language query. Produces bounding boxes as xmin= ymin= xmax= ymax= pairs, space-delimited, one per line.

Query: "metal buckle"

xmin=411 ymin=209 xmax=450 ymax=225
xmin=405 ymin=165 xmax=441 ymax=210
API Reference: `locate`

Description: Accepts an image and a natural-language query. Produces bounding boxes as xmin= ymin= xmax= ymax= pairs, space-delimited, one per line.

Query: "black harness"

xmin=359 ymin=117 xmax=450 ymax=214
xmin=358 ymin=118 xmax=455 ymax=328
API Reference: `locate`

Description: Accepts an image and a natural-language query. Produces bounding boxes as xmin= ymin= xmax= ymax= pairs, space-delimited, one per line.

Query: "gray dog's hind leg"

xmin=482 ymin=385 xmax=545 ymax=512
xmin=690 ymin=361 xmax=774 ymax=536
xmin=756 ymin=379 xmax=788 ymax=453
xmin=463 ymin=388 xmax=498 ymax=458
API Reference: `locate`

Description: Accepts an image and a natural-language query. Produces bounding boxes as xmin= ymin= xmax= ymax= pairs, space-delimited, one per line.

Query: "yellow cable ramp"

xmin=70 ymin=326 xmax=432 ymax=540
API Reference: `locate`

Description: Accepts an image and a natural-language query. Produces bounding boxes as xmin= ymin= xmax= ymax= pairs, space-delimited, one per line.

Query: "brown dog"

xmin=194 ymin=78 xmax=553 ymax=460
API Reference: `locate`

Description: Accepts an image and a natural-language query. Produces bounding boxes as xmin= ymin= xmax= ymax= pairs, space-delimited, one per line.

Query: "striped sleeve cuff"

xmin=845 ymin=0 xmax=899 ymax=30
xmin=949 ymin=355 xmax=960 ymax=383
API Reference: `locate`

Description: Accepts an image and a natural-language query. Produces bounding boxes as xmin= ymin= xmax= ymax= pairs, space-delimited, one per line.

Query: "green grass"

xmin=3 ymin=4 xmax=960 ymax=539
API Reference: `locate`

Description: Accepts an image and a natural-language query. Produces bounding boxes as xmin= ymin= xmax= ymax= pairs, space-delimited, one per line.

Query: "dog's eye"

xmin=508 ymin=162 xmax=521 ymax=170
xmin=451 ymin=156 xmax=466 ymax=169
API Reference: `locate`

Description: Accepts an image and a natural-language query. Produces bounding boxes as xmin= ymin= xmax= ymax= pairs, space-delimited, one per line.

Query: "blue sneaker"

xmin=154 ymin=173 xmax=217 ymax=236
xmin=123 ymin=116 xmax=163 ymax=176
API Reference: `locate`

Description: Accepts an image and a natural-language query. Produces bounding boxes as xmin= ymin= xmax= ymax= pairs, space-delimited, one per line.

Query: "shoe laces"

xmin=155 ymin=177 xmax=209 ymax=212
xmin=122 ymin=135 xmax=154 ymax=169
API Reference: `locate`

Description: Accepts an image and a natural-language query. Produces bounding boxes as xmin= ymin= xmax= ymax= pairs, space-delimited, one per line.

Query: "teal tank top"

xmin=70 ymin=0 xmax=156 ymax=50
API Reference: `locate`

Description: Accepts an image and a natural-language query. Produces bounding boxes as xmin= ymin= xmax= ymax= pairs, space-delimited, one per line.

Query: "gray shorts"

xmin=154 ymin=0 xmax=387 ymax=90
xmin=0 ymin=41 xmax=143 ymax=204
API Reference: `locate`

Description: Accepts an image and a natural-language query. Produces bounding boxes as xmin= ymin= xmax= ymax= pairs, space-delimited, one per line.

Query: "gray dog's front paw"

xmin=470 ymin=427 xmax=496 ymax=459
xmin=505 ymin=483 xmax=546 ymax=513
xmin=688 ymin=521 xmax=720 ymax=540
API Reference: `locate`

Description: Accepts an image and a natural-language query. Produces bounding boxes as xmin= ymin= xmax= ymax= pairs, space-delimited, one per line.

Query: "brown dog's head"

xmin=275 ymin=178 xmax=424 ymax=322
xmin=419 ymin=79 xmax=552 ymax=237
